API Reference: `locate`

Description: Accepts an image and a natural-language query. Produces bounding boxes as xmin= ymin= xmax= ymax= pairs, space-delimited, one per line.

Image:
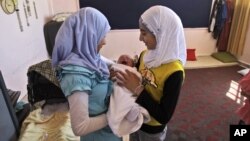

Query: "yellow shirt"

xmin=138 ymin=51 xmax=184 ymax=126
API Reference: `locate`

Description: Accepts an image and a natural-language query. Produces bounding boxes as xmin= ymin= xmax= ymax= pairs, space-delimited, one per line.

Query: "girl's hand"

xmin=116 ymin=69 xmax=143 ymax=95
xmin=109 ymin=68 xmax=116 ymax=80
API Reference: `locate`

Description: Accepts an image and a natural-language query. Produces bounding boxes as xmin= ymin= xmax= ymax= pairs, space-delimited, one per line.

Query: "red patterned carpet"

xmin=166 ymin=65 xmax=245 ymax=141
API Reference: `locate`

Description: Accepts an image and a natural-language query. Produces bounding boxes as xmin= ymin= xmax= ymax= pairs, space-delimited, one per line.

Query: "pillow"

xmin=211 ymin=52 xmax=237 ymax=63
xmin=237 ymin=68 xmax=250 ymax=76
xmin=187 ymin=48 xmax=197 ymax=61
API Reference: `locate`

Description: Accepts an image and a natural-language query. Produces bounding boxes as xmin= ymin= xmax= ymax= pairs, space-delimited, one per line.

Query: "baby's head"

xmin=117 ymin=55 xmax=134 ymax=67
xmin=112 ymin=55 xmax=141 ymax=83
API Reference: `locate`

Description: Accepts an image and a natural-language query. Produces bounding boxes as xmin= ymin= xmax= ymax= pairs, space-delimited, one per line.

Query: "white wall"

xmin=0 ymin=0 xmax=51 ymax=99
xmin=0 ymin=0 xmax=79 ymax=99
xmin=101 ymin=28 xmax=217 ymax=60
xmin=184 ymin=28 xmax=217 ymax=56
xmin=47 ymin=0 xmax=79 ymax=15
xmin=101 ymin=30 xmax=145 ymax=60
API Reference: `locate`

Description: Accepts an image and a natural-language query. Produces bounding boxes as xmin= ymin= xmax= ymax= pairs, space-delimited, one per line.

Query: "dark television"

xmin=0 ymin=71 xmax=19 ymax=141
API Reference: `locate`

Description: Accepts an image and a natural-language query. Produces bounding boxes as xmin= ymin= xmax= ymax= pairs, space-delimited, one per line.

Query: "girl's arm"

xmin=67 ymin=91 xmax=108 ymax=136
xmin=136 ymin=71 xmax=183 ymax=124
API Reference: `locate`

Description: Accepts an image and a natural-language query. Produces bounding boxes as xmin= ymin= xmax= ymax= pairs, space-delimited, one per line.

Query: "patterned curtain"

xmin=227 ymin=0 xmax=250 ymax=56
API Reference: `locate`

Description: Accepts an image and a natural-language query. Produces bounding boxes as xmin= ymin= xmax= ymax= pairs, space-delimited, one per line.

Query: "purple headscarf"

xmin=52 ymin=7 xmax=111 ymax=78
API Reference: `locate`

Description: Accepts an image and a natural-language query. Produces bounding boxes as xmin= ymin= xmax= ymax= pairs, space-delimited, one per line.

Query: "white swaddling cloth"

xmin=107 ymin=63 xmax=150 ymax=137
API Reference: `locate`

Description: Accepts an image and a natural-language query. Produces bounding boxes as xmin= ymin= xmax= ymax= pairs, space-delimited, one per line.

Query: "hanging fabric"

xmin=209 ymin=0 xmax=219 ymax=32
xmin=208 ymin=0 xmax=228 ymax=39
xmin=217 ymin=0 xmax=234 ymax=51
xmin=213 ymin=0 xmax=228 ymax=39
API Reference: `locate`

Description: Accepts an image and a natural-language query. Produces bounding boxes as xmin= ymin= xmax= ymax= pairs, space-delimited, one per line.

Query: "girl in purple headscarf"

xmin=52 ymin=7 xmax=121 ymax=141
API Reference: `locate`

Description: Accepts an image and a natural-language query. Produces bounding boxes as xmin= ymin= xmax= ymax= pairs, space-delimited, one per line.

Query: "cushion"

xmin=187 ymin=48 xmax=197 ymax=61
xmin=237 ymin=68 xmax=250 ymax=76
xmin=211 ymin=52 xmax=237 ymax=63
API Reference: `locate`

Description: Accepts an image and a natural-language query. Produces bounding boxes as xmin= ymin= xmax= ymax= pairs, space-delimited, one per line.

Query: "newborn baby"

xmin=101 ymin=55 xmax=150 ymax=137
xmin=111 ymin=55 xmax=140 ymax=85
xmin=117 ymin=54 xmax=135 ymax=67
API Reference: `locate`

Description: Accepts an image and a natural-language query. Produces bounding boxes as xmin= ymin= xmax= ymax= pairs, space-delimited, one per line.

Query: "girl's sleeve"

xmin=67 ymin=91 xmax=108 ymax=136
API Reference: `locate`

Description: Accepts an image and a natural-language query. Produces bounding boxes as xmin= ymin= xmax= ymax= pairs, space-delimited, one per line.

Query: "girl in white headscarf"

xmin=52 ymin=7 xmax=121 ymax=141
xmin=115 ymin=5 xmax=186 ymax=141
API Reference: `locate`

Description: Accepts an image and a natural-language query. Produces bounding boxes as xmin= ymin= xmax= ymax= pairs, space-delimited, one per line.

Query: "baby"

xmin=117 ymin=54 xmax=136 ymax=67
xmin=101 ymin=54 xmax=137 ymax=68
xmin=111 ymin=55 xmax=139 ymax=83
xmin=101 ymin=55 xmax=150 ymax=137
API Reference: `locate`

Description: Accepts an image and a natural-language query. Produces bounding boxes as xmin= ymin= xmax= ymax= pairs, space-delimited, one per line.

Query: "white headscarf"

xmin=140 ymin=5 xmax=187 ymax=68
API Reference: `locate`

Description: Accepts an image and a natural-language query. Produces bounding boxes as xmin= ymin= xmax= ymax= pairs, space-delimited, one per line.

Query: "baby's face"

xmin=117 ymin=55 xmax=134 ymax=67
